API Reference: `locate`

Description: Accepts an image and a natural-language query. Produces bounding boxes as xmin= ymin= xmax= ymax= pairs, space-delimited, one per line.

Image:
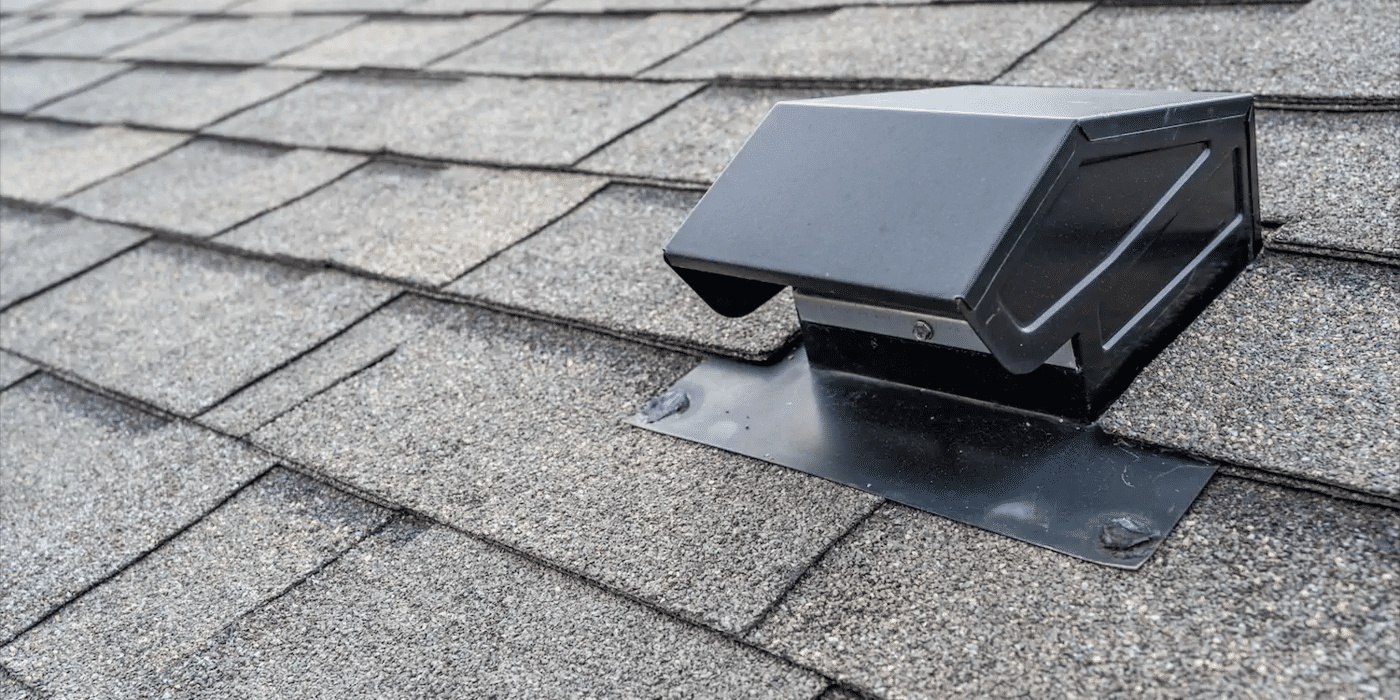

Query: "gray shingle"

xmin=233 ymin=0 xmax=412 ymax=12
xmin=0 ymin=0 xmax=59 ymax=12
xmin=1102 ymin=253 xmax=1399 ymax=499
xmin=0 ymin=241 xmax=396 ymax=415
xmin=1 ymin=469 xmax=389 ymax=698
xmin=644 ymin=4 xmax=1091 ymax=81
xmin=0 ymin=374 xmax=270 ymax=641
xmin=112 ymin=16 xmax=362 ymax=65
xmin=197 ymin=294 xmax=444 ymax=436
xmin=7 ymin=17 xmax=185 ymax=58
xmin=1257 ymin=111 xmax=1398 ymax=261
xmin=0 ymin=17 xmax=78 ymax=52
xmin=996 ymin=2 xmax=1398 ymax=103
xmin=0 ymin=204 xmax=145 ymax=308
xmin=578 ymin=85 xmax=843 ymax=182
xmin=219 ymin=161 xmax=604 ymax=285
xmin=0 ymin=671 xmax=37 ymax=700
xmin=211 ymin=74 xmax=701 ymax=166
xmin=432 ymin=14 xmax=739 ymax=78
xmin=253 ymin=302 xmax=881 ymax=633
xmin=0 ymin=58 xmax=128 ymax=113
xmin=750 ymin=482 xmax=1400 ymax=699
xmin=205 ymin=74 xmax=423 ymax=151
xmin=0 ymin=120 xmax=186 ymax=202
xmin=61 ymin=139 xmax=364 ymax=236
xmin=272 ymin=17 xmax=519 ymax=70
xmin=1246 ymin=0 xmax=1399 ymax=102
xmin=0 ymin=351 xmax=37 ymax=389
xmin=543 ymin=0 xmax=751 ymax=9
xmin=997 ymin=4 xmax=1288 ymax=91
xmin=36 ymin=67 xmax=313 ymax=130
xmin=153 ymin=521 xmax=826 ymax=698
xmin=751 ymin=0 xmax=919 ymax=10
xmin=450 ymin=185 xmax=799 ymax=360
xmin=135 ymin=0 xmax=245 ymax=12
xmin=404 ymin=0 xmax=544 ymax=13
xmin=42 ymin=0 xmax=151 ymax=13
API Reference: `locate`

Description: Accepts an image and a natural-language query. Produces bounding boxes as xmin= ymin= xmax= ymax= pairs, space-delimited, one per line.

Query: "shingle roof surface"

xmin=1 ymin=0 xmax=1396 ymax=696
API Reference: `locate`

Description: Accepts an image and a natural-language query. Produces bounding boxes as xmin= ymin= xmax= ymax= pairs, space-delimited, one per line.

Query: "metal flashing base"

xmin=632 ymin=347 xmax=1215 ymax=569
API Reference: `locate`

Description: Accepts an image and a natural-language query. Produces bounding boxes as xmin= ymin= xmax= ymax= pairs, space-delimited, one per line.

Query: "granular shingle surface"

xmin=0 ymin=374 xmax=270 ymax=641
xmin=1 ymin=0 xmax=1397 ymax=695
xmin=61 ymin=139 xmax=364 ymax=236
xmin=1102 ymin=253 xmax=1399 ymax=499
xmin=112 ymin=16 xmax=361 ymax=64
xmin=271 ymin=17 xmax=519 ymax=70
xmin=578 ymin=85 xmax=844 ymax=182
xmin=1256 ymin=110 xmax=1399 ymax=261
xmin=0 ymin=120 xmax=186 ymax=202
xmin=253 ymin=302 xmax=880 ymax=632
xmin=0 ymin=469 xmax=389 ymax=698
xmin=432 ymin=13 xmax=739 ymax=77
xmin=6 ymin=16 xmax=185 ymax=58
xmin=451 ymin=184 xmax=799 ymax=359
xmin=36 ymin=66 xmax=313 ymax=130
xmin=750 ymin=481 xmax=1400 ymax=699
xmin=645 ymin=4 xmax=1091 ymax=81
xmin=153 ymin=521 xmax=827 ymax=698
xmin=0 ymin=59 xmax=128 ymax=113
xmin=0 ymin=204 xmax=145 ymax=307
xmin=0 ymin=241 xmax=396 ymax=414
xmin=220 ymin=160 xmax=604 ymax=284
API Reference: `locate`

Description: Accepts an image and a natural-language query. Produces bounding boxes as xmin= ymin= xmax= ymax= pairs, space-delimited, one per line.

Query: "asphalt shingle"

xmin=451 ymin=184 xmax=799 ymax=360
xmin=1257 ymin=110 xmax=1399 ymax=262
xmin=233 ymin=0 xmax=412 ymax=12
xmin=219 ymin=160 xmax=604 ymax=285
xmin=644 ymin=4 xmax=1091 ymax=81
xmin=1102 ymin=253 xmax=1399 ymax=500
xmin=578 ymin=85 xmax=841 ymax=182
xmin=999 ymin=1 xmax=1399 ymax=105
xmin=0 ymin=0 xmax=59 ymax=12
xmin=36 ymin=66 xmax=313 ymax=130
xmin=0 ymin=120 xmax=186 ymax=202
xmin=751 ymin=481 xmax=1400 ymax=699
xmin=0 ymin=204 xmax=145 ymax=308
xmin=210 ymin=74 xmax=701 ymax=166
xmin=0 ymin=351 xmax=37 ymax=390
xmin=0 ymin=17 xmax=77 ymax=52
xmin=43 ymin=0 xmax=150 ymax=13
xmin=0 ymin=58 xmax=127 ymax=113
xmin=112 ymin=16 xmax=362 ymax=64
xmin=272 ymin=17 xmax=518 ymax=70
xmin=750 ymin=0 xmax=918 ymax=10
xmin=154 ymin=520 xmax=826 ymax=698
xmin=432 ymin=13 xmax=739 ymax=77
xmin=0 ymin=469 xmax=389 ymax=698
xmin=542 ymin=0 xmax=751 ymax=9
xmin=135 ymin=0 xmax=244 ymax=12
xmin=197 ymin=293 xmax=439 ymax=436
xmin=404 ymin=0 xmax=543 ymax=13
xmin=0 ymin=241 xmax=396 ymax=415
xmin=0 ymin=374 xmax=270 ymax=641
xmin=253 ymin=301 xmax=881 ymax=633
xmin=6 ymin=16 xmax=184 ymax=58
xmin=61 ymin=139 xmax=364 ymax=236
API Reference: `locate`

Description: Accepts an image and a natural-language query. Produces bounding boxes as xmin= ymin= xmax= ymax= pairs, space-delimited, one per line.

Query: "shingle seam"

xmin=567 ymin=81 xmax=708 ymax=165
xmin=0 ymin=217 xmax=149 ymax=314
xmin=412 ymin=13 xmax=530 ymax=67
xmin=158 ymin=512 xmax=397 ymax=666
xmin=631 ymin=12 xmax=746 ymax=77
xmin=0 ymin=663 xmax=45 ymax=699
xmin=0 ymin=60 xmax=137 ymax=116
xmin=0 ymin=456 xmax=278 ymax=649
xmin=0 ymin=364 xmax=39 ymax=393
xmin=739 ymin=497 xmax=886 ymax=638
xmin=990 ymin=0 xmax=1100 ymax=84
xmin=1215 ymin=464 xmax=1400 ymax=511
xmin=241 ymin=347 xmax=397 ymax=437
xmin=191 ymin=290 xmax=407 ymax=420
xmin=1266 ymin=239 xmax=1400 ymax=269
xmin=0 ymin=126 xmax=192 ymax=203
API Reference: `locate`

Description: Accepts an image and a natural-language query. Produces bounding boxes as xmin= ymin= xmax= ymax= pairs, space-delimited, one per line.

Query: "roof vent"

xmin=636 ymin=86 xmax=1261 ymax=567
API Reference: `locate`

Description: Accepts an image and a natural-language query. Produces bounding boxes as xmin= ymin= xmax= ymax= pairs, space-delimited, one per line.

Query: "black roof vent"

xmin=665 ymin=85 xmax=1261 ymax=420
xmin=638 ymin=86 xmax=1261 ymax=567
